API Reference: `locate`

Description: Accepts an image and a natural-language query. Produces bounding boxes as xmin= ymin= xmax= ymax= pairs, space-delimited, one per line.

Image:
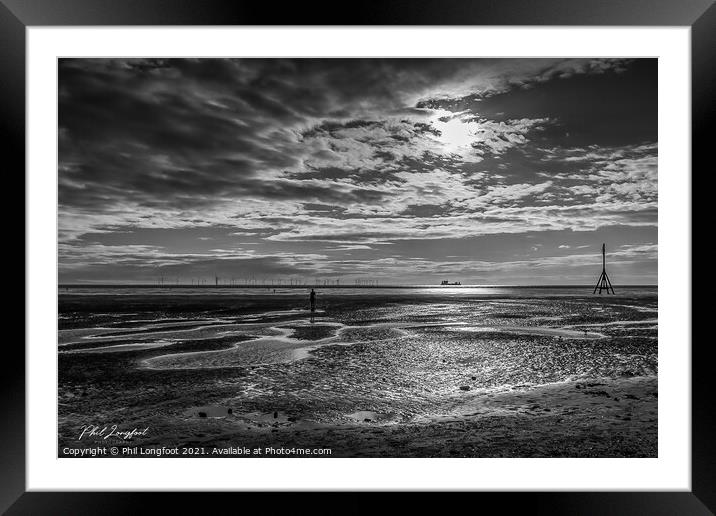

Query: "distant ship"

xmin=440 ymin=280 xmax=462 ymax=285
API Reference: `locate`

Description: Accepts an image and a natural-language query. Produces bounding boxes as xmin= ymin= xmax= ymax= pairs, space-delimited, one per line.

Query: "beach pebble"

xmin=459 ymin=386 xmax=471 ymax=391
xmin=471 ymin=376 xmax=477 ymax=380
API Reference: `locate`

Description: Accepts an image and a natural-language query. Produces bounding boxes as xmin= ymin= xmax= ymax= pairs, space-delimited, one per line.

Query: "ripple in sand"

xmin=141 ymin=327 xmax=341 ymax=370
xmin=61 ymin=340 xmax=175 ymax=353
xmin=183 ymin=405 xmax=234 ymax=419
xmin=452 ymin=325 xmax=604 ymax=339
xmin=346 ymin=410 xmax=396 ymax=424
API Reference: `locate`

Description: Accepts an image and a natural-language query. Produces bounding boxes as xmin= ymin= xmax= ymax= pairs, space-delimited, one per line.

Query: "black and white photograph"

xmin=57 ymin=57 xmax=658 ymax=459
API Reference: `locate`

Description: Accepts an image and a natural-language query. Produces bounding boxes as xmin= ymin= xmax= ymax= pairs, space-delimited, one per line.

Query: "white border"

xmin=27 ymin=27 xmax=691 ymax=491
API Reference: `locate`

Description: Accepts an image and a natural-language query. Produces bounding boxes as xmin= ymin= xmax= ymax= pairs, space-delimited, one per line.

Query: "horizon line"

xmin=58 ymin=283 xmax=658 ymax=289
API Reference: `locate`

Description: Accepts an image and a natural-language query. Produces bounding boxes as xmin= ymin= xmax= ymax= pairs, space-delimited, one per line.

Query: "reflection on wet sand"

xmin=58 ymin=288 xmax=658 ymax=457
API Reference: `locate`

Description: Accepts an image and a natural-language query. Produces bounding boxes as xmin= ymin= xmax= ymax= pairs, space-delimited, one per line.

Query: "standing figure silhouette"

xmin=310 ymin=289 xmax=316 ymax=313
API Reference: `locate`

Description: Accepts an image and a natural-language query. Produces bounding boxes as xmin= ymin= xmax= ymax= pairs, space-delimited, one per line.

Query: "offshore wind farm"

xmin=59 ymin=242 xmax=633 ymax=290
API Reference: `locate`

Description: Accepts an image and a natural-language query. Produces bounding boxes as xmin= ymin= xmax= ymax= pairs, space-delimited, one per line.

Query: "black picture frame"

xmin=4 ymin=0 xmax=711 ymax=513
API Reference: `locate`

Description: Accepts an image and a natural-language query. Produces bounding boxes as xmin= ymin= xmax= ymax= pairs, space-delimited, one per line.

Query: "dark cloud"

xmin=399 ymin=204 xmax=456 ymax=218
xmin=444 ymin=59 xmax=657 ymax=148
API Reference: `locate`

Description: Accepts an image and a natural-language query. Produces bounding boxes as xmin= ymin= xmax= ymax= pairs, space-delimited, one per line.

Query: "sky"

xmin=58 ymin=58 xmax=657 ymax=285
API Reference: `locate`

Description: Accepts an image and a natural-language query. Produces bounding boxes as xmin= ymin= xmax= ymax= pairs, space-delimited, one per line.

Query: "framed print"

xmin=5 ymin=0 xmax=712 ymax=513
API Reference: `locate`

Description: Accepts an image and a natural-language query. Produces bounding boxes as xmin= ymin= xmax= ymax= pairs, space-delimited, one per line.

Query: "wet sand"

xmin=58 ymin=288 xmax=657 ymax=457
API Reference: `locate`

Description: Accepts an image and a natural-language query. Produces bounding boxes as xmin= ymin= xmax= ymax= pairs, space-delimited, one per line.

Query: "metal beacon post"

xmin=593 ymin=243 xmax=615 ymax=295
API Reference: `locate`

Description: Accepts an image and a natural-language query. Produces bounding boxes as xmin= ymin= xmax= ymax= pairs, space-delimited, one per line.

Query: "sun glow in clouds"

xmin=431 ymin=111 xmax=481 ymax=154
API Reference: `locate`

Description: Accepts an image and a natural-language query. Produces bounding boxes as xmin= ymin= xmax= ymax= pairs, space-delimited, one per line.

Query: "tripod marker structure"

xmin=593 ymin=243 xmax=615 ymax=295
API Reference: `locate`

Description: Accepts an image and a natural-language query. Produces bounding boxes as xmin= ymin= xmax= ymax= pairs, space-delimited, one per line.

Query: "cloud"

xmin=58 ymin=58 xmax=657 ymax=283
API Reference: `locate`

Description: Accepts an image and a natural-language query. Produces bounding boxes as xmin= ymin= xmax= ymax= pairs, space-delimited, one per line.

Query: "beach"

xmin=58 ymin=287 xmax=657 ymax=457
